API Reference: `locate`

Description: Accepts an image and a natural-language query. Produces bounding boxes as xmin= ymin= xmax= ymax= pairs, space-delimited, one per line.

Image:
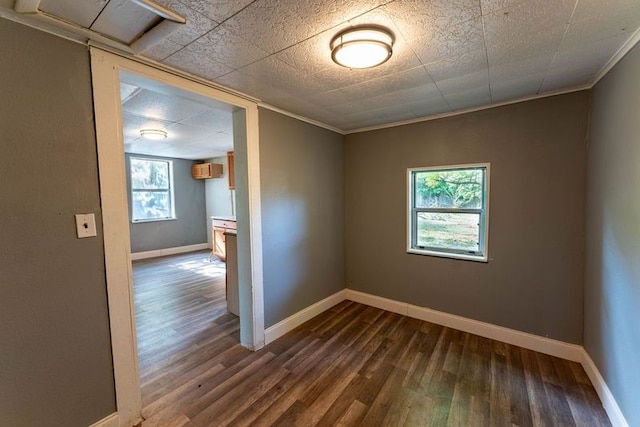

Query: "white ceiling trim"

xmin=344 ymin=84 xmax=592 ymax=135
xmin=592 ymin=25 xmax=640 ymax=86
xmin=258 ymin=102 xmax=345 ymax=135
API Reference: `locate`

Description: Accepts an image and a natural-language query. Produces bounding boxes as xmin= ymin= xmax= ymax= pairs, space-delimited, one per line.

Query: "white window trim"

xmin=407 ymin=162 xmax=490 ymax=262
xmin=130 ymin=157 xmax=176 ymax=223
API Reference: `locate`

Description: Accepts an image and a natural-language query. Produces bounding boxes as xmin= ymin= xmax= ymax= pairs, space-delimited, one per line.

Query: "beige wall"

xmin=0 ymin=19 xmax=116 ymax=425
xmin=345 ymin=91 xmax=590 ymax=343
xmin=585 ymin=42 xmax=640 ymax=426
xmin=259 ymin=108 xmax=345 ymax=328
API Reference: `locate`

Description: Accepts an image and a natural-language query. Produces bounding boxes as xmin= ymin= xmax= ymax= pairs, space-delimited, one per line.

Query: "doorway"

xmin=90 ymin=48 xmax=264 ymax=426
xmin=118 ymin=71 xmax=244 ymax=417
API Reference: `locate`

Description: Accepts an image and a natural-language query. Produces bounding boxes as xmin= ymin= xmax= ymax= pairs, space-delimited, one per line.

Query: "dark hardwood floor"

xmin=133 ymin=251 xmax=610 ymax=427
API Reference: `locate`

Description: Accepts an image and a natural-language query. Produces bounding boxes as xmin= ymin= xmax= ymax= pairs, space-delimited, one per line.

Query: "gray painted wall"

xmin=585 ymin=43 xmax=640 ymax=427
xmin=204 ymin=155 xmax=235 ymax=248
xmin=126 ymin=153 xmax=207 ymax=253
xmin=259 ymin=108 xmax=345 ymax=328
xmin=345 ymin=92 xmax=589 ymax=343
xmin=0 ymin=19 xmax=116 ymax=426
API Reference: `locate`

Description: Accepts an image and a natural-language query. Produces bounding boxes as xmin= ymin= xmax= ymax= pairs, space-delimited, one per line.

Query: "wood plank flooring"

xmin=134 ymin=251 xmax=610 ymax=427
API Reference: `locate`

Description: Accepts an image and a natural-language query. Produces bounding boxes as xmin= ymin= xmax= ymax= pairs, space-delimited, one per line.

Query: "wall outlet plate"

xmin=75 ymin=213 xmax=97 ymax=238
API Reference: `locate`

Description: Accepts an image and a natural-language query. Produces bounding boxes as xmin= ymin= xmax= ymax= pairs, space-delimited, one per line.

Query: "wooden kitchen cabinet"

xmin=211 ymin=217 xmax=237 ymax=261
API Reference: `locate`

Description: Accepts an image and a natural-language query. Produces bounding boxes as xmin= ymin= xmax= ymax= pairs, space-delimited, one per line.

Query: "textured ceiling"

xmin=13 ymin=0 xmax=640 ymax=131
xmin=120 ymin=72 xmax=234 ymax=160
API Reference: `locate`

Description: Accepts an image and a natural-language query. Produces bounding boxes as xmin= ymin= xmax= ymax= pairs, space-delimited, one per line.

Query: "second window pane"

xmin=416 ymin=212 xmax=480 ymax=253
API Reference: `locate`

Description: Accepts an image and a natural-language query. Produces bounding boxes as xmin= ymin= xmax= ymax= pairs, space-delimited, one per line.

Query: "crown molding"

xmin=592 ymin=26 xmax=640 ymax=86
xmin=344 ymin=85 xmax=592 ymax=134
xmin=257 ymin=103 xmax=345 ymax=134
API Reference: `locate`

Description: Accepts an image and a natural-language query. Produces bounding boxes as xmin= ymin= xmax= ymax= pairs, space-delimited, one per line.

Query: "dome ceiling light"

xmin=140 ymin=129 xmax=167 ymax=140
xmin=330 ymin=26 xmax=394 ymax=69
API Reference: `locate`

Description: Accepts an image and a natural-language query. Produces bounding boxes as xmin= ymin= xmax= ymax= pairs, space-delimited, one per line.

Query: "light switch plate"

xmin=75 ymin=213 xmax=97 ymax=238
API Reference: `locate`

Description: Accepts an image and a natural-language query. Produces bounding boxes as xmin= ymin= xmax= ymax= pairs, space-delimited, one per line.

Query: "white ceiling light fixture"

xmin=140 ymin=129 xmax=167 ymax=140
xmin=331 ymin=26 xmax=394 ymax=69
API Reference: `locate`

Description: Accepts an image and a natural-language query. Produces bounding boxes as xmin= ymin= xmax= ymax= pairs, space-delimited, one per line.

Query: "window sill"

xmin=132 ymin=217 xmax=177 ymax=224
xmin=407 ymin=248 xmax=488 ymax=263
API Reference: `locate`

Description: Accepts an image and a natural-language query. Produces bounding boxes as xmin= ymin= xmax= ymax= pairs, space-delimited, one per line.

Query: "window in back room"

xmin=407 ymin=163 xmax=490 ymax=262
xmin=130 ymin=157 xmax=175 ymax=222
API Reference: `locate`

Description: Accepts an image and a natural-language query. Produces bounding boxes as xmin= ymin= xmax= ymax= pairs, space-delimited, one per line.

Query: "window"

xmin=407 ymin=163 xmax=490 ymax=262
xmin=130 ymin=157 xmax=175 ymax=222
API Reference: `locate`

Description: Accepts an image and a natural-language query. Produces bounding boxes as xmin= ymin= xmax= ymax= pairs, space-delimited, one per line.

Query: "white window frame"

xmin=407 ymin=163 xmax=490 ymax=262
xmin=130 ymin=157 xmax=176 ymax=223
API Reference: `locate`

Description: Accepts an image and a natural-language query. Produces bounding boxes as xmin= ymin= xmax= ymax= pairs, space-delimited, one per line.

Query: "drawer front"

xmin=213 ymin=219 xmax=237 ymax=230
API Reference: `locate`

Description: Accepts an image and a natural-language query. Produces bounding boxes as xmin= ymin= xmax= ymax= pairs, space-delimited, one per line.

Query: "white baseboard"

xmin=344 ymin=289 xmax=583 ymax=362
xmin=88 ymin=412 xmax=118 ymax=427
xmin=581 ymin=351 xmax=629 ymax=427
xmin=264 ymin=289 xmax=347 ymax=344
xmin=131 ymin=243 xmax=209 ymax=260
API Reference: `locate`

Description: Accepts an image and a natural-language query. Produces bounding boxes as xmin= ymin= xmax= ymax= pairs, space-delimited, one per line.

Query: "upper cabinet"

xmin=192 ymin=162 xmax=223 ymax=179
xmin=227 ymin=151 xmax=235 ymax=190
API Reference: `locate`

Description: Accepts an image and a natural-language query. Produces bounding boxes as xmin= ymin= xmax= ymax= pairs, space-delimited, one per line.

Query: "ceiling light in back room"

xmin=330 ymin=26 xmax=394 ymax=69
xmin=140 ymin=129 xmax=167 ymax=140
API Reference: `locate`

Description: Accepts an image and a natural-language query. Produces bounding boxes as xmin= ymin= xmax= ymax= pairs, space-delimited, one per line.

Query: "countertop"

xmin=211 ymin=215 xmax=236 ymax=222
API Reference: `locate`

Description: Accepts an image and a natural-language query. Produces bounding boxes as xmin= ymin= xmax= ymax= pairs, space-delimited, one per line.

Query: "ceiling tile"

xmin=175 ymin=0 xmax=254 ymax=23
xmin=139 ymin=39 xmax=183 ymax=62
xmin=221 ymin=0 xmax=388 ymax=54
xmin=122 ymin=89 xmax=211 ymax=122
xmin=120 ymin=82 xmax=139 ymax=103
xmin=483 ymin=0 xmax=574 ymax=42
xmin=411 ymin=17 xmax=485 ymax=65
xmin=180 ymin=108 xmax=234 ymax=133
xmin=168 ymin=26 xmax=269 ymax=70
xmin=152 ymin=0 xmax=218 ymax=47
xmin=214 ymin=71 xmax=273 ymax=98
xmin=219 ymin=2 xmax=306 ymax=53
xmin=436 ymin=69 xmax=489 ymax=94
xmin=425 ymin=49 xmax=487 ymax=81
xmin=39 ymin=0 xmax=107 ymax=27
xmin=541 ymin=33 xmax=631 ymax=92
xmin=483 ymin=0 xmax=574 ymax=65
xmin=571 ymin=0 xmax=640 ymax=22
xmin=330 ymin=66 xmax=434 ymax=102
xmin=560 ymin=12 xmax=640 ymax=51
xmin=480 ymin=0 xmax=524 ymax=15
xmin=341 ymin=104 xmax=418 ymax=130
xmin=408 ymin=96 xmax=452 ymax=118
xmin=237 ymin=56 xmax=326 ymax=97
xmin=490 ymin=74 xmax=545 ymax=102
xmin=90 ymin=0 xmax=160 ymax=44
xmin=442 ymin=85 xmax=492 ymax=110
xmin=329 ymin=83 xmax=443 ymax=116
xmin=163 ymin=122 xmax=221 ymax=143
xmin=384 ymin=0 xmax=482 ymax=42
xmin=489 ymin=54 xmax=554 ymax=84
xmin=162 ymin=49 xmax=234 ymax=81
xmin=486 ymin=25 xmax=565 ymax=66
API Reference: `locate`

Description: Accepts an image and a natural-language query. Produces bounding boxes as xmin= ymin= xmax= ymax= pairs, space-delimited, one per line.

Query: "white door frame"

xmin=90 ymin=48 xmax=264 ymax=427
